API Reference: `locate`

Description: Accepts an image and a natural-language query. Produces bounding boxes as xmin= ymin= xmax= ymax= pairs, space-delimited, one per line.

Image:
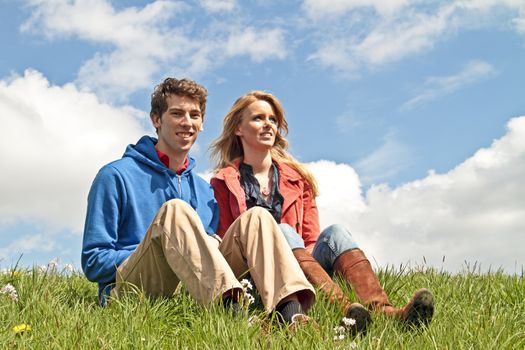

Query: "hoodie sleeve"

xmin=81 ymin=165 xmax=132 ymax=285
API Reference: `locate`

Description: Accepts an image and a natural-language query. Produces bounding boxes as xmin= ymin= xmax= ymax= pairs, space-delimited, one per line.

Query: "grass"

xmin=1 ymin=263 xmax=524 ymax=349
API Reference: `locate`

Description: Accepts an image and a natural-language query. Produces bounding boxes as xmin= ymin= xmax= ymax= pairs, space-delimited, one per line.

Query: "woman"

xmin=210 ymin=91 xmax=434 ymax=334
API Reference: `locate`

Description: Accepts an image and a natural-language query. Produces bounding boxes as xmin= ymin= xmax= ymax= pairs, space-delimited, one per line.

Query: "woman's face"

xmin=235 ymin=99 xmax=278 ymax=153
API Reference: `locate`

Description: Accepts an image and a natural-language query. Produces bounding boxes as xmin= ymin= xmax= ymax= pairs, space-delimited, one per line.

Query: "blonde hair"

xmin=210 ymin=91 xmax=319 ymax=196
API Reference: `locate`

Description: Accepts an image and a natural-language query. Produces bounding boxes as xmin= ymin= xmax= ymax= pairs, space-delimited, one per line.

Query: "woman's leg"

xmin=314 ymin=224 xmax=434 ymax=327
xmin=219 ymin=208 xmax=315 ymax=316
xmin=281 ymin=223 xmax=371 ymax=334
xmin=311 ymin=224 xmax=360 ymax=275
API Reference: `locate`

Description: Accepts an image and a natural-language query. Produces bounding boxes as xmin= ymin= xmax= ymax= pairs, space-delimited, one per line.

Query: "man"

xmin=81 ymin=78 xmax=314 ymax=326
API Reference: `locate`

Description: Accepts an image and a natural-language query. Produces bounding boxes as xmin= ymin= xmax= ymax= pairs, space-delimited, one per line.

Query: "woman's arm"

xmin=301 ymin=182 xmax=321 ymax=253
xmin=210 ymin=177 xmax=236 ymax=237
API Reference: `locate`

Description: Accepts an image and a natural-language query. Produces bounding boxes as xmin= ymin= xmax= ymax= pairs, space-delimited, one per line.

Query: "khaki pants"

xmin=219 ymin=207 xmax=315 ymax=313
xmin=113 ymin=200 xmax=315 ymax=313
xmin=113 ymin=199 xmax=241 ymax=304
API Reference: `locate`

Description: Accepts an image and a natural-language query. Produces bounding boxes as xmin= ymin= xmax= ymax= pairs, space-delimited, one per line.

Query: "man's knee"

xmin=155 ymin=199 xmax=201 ymax=237
xmin=162 ymin=198 xmax=192 ymax=212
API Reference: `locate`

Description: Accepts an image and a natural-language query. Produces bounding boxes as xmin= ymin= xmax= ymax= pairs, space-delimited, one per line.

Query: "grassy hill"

xmin=1 ymin=264 xmax=524 ymax=349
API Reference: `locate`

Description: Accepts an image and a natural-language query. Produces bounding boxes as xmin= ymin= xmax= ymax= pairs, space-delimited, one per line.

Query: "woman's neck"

xmin=243 ymin=150 xmax=272 ymax=175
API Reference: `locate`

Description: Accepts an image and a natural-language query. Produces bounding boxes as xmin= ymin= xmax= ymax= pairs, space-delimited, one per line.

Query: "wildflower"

xmin=341 ymin=317 xmax=356 ymax=327
xmin=350 ymin=341 xmax=358 ymax=348
xmin=13 ymin=324 xmax=31 ymax=334
xmin=0 ymin=283 xmax=18 ymax=301
xmin=63 ymin=264 xmax=75 ymax=274
xmin=333 ymin=323 xmax=347 ymax=341
xmin=47 ymin=257 xmax=59 ymax=270
xmin=244 ymin=292 xmax=255 ymax=305
xmin=11 ymin=271 xmax=23 ymax=278
xmin=37 ymin=265 xmax=47 ymax=273
xmin=333 ymin=334 xmax=345 ymax=341
xmin=240 ymin=279 xmax=253 ymax=291
xmin=333 ymin=325 xmax=345 ymax=333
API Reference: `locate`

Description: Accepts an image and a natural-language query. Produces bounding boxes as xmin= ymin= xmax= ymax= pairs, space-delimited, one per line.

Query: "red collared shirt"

xmin=155 ymin=147 xmax=189 ymax=175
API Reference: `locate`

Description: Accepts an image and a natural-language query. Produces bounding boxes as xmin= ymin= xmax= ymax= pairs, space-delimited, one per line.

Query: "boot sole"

xmin=405 ymin=289 xmax=434 ymax=327
xmin=345 ymin=304 xmax=373 ymax=335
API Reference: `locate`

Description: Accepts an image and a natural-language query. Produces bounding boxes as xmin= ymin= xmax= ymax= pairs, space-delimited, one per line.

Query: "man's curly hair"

xmin=150 ymin=77 xmax=208 ymax=119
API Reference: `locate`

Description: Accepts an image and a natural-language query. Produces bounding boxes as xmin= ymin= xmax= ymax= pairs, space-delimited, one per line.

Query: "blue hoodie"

xmin=81 ymin=136 xmax=218 ymax=299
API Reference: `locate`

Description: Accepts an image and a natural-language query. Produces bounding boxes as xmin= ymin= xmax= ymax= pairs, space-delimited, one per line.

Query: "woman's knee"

xmin=319 ymin=224 xmax=352 ymax=241
xmin=317 ymin=224 xmax=359 ymax=253
xmin=244 ymin=206 xmax=270 ymax=218
xmin=239 ymin=207 xmax=280 ymax=239
xmin=279 ymin=224 xmax=305 ymax=250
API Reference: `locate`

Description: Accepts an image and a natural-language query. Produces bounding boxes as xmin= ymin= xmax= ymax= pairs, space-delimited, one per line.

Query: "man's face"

xmin=151 ymin=94 xmax=203 ymax=157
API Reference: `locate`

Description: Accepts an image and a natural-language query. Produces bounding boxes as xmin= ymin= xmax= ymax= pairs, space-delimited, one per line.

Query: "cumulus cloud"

xmin=20 ymin=0 xmax=287 ymax=100
xmin=199 ymin=0 xmax=236 ymax=12
xmin=402 ymin=60 xmax=497 ymax=109
xmin=305 ymin=1 xmax=525 ymax=74
xmin=0 ymin=69 xmax=146 ymax=232
xmin=21 ymin=0 xmax=190 ymax=100
xmin=0 ymin=234 xmax=56 ymax=262
xmin=224 ymin=27 xmax=287 ymax=62
xmin=353 ymin=134 xmax=415 ymax=185
xmin=308 ymin=116 xmax=525 ymax=274
xmin=302 ymin=0 xmax=409 ymax=19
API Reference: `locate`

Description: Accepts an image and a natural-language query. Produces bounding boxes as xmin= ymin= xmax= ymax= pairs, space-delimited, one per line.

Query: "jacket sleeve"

xmin=301 ymin=182 xmax=321 ymax=253
xmin=210 ymin=177 xmax=235 ymax=238
xmin=81 ymin=166 xmax=133 ymax=284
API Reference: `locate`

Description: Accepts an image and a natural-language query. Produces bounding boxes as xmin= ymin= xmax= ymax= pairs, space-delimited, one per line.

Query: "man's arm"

xmin=81 ymin=166 xmax=132 ymax=284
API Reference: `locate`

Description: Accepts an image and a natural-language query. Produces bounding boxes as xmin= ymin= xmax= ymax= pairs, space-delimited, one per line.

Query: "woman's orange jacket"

xmin=210 ymin=159 xmax=320 ymax=253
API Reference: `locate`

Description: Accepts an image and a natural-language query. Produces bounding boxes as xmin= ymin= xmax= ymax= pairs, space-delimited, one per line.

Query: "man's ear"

xmin=150 ymin=113 xmax=161 ymax=129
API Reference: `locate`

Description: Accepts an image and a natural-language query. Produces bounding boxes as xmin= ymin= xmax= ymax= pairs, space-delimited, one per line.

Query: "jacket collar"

xmin=214 ymin=158 xmax=303 ymax=215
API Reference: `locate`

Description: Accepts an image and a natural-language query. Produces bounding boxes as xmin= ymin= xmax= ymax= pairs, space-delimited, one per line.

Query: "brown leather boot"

xmin=293 ymin=248 xmax=371 ymax=334
xmin=333 ymin=249 xmax=434 ymax=327
xmin=382 ymin=289 xmax=434 ymax=327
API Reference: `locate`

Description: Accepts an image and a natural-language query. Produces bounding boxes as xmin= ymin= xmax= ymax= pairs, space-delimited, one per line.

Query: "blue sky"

xmin=1 ymin=0 xmax=524 ymax=274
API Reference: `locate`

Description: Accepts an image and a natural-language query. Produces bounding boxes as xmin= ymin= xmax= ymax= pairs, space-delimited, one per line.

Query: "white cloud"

xmin=0 ymin=234 xmax=56 ymax=262
xmin=305 ymin=1 xmax=525 ymax=74
xmin=403 ymin=60 xmax=497 ymax=109
xmin=199 ymin=0 xmax=236 ymax=12
xmin=21 ymin=0 xmax=189 ymax=101
xmin=303 ymin=0 xmax=409 ymax=19
xmin=0 ymin=69 xmax=146 ymax=232
xmin=513 ymin=7 xmax=525 ymax=33
xmin=354 ymin=133 xmax=415 ymax=185
xmin=309 ymin=116 xmax=525 ymax=274
xmin=336 ymin=112 xmax=362 ymax=132
xmin=308 ymin=160 xmax=367 ymax=224
xmin=20 ymin=0 xmax=287 ymax=100
xmin=224 ymin=27 xmax=287 ymax=62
